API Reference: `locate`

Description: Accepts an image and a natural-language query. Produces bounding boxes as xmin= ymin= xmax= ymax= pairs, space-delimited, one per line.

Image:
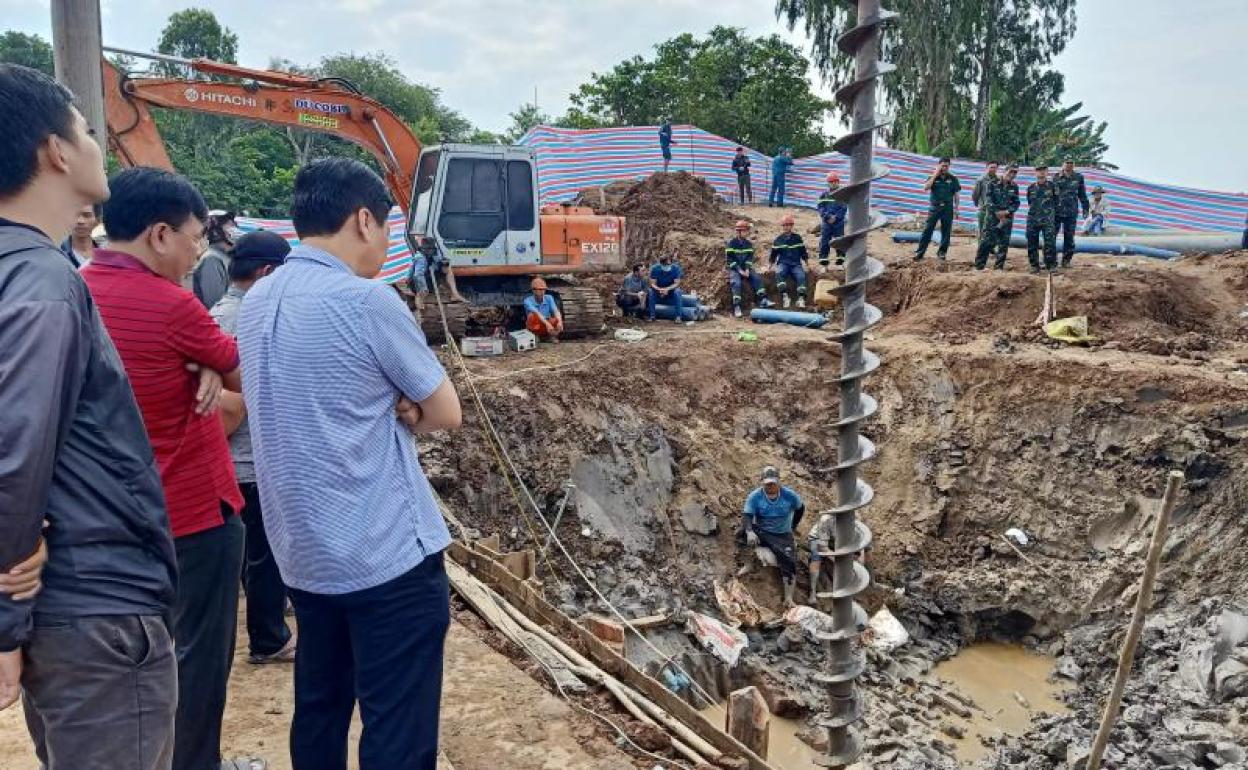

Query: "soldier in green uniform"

xmin=993 ymin=164 xmax=1022 ymax=269
xmin=1026 ymin=165 xmax=1060 ymax=273
xmin=974 ymin=164 xmax=1021 ymax=270
xmin=913 ymin=157 xmax=961 ymax=262
xmin=1054 ymin=158 xmax=1090 ymax=268
xmin=972 ymin=161 xmax=999 ymax=236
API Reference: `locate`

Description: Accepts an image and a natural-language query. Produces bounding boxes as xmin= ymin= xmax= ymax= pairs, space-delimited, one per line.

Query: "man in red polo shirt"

xmin=82 ymin=167 xmax=259 ymax=770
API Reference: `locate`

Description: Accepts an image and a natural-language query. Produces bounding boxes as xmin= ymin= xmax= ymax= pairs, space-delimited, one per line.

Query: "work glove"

xmin=746 ymin=530 xmax=759 ymax=547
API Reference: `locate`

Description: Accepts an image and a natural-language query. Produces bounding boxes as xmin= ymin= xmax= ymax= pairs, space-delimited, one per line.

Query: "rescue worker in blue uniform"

xmin=816 ymin=172 xmax=848 ymax=270
xmin=768 ymin=148 xmax=793 ymax=207
xmin=738 ymin=465 xmax=806 ymax=607
xmin=769 ymin=214 xmax=810 ymax=309
xmin=726 ymin=220 xmax=771 ymax=318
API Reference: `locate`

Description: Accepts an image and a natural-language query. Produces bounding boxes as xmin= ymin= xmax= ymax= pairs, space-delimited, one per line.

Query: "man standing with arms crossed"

xmin=913 ymin=157 xmax=961 ymax=262
xmin=0 ymin=64 xmax=178 ymax=769
xmin=83 ymin=167 xmax=258 ymax=770
xmin=238 ymin=158 xmax=463 ymax=770
xmin=1053 ymin=158 xmax=1090 ymax=268
xmin=1026 ymin=165 xmax=1061 ymax=274
xmin=971 ymin=161 xmax=999 ymax=237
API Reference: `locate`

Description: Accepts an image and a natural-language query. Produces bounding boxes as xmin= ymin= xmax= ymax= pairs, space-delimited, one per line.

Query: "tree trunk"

xmin=974 ymin=0 xmax=1000 ymax=155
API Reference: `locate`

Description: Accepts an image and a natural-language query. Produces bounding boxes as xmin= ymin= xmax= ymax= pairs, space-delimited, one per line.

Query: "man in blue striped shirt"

xmin=237 ymin=158 xmax=462 ymax=770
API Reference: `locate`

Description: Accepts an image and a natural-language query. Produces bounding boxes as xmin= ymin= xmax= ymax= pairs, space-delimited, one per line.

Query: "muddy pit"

xmin=421 ymin=221 xmax=1248 ymax=768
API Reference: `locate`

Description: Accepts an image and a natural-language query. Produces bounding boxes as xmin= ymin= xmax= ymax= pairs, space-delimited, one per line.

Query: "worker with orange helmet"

xmin=816 ymin=171 xmax=848 ymax=271
xmin=523 ymin=277 xmax=564 ymax=341
xmin=725 ymin=220 xmax=771 ymax=318
xmin=768 ymin=214 xmax=810 ymax=309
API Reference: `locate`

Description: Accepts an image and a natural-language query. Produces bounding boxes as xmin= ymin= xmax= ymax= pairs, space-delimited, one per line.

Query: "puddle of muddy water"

xmin=931 ymin=641 xmax=1071 ymax=763
xmin=700 ymin=702 xmax=824 ymax=769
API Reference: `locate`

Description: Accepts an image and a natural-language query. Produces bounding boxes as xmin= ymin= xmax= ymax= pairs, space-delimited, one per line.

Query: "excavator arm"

xmin=102 ymin=53 xmax=420 ymax=211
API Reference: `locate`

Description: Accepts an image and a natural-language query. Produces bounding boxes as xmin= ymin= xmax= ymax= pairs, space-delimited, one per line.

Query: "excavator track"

xmin=554 ymin=286 xmax=606 ymax=338
xmin=419 ymin=301 xmax=471 ymax=345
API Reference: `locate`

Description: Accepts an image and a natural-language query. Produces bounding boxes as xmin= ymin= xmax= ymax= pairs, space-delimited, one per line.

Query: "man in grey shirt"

xmin=0 ymin=64 xmax=178 ymax=770
xmin=210 ymin=230 xmax=296 ymax=664
xmin=615 ymin=262 xmax=649 ymax=318
xmin=193 ymin=209 xmax=237 ymax=308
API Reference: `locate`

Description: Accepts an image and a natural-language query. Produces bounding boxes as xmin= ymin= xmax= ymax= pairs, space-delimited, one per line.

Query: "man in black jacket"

xmin=0 ymin=64 xmax=178 ymax=770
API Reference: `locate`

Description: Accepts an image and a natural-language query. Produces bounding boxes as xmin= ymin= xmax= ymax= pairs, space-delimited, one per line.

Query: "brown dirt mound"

xmin=874 ymin=262 xmax=1237 ymax=348
xmin=609 ymin=172 xmax=735 ymax=263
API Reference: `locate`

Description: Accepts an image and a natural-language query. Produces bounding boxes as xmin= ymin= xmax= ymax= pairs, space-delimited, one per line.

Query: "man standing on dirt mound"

xmin=738 ymin=466 xmax=806 ymax=608
xmin=237 ymin=158 xmax=463 ymax=770
xmin=768 ymin=148 xmax=793 ymax=207
xmin=1026 ymin=165 xmax=1061 ymax=273
xmin=725 ymin=220 xmax=771 ymax=317
xmin=1054 ymin=158 xmax=1090 ymax=268
xmin=913 ymin=157 xmax=961 ymax=262
xmin=658 ymin=119 xmax=676 ymax=174
xmin=816 ymin=172 xmax=848 ymax=270
xmin=975 ymin=164 xmax=1021 ymax=271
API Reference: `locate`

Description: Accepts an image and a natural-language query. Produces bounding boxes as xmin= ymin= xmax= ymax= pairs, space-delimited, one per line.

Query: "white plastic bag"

xmin=866 ymin=606 xmax=911 ymax=652
xmin=686 ymin=611 xmax=749 ymax=667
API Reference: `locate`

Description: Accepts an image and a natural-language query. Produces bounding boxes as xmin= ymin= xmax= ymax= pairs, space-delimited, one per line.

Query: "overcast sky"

xmin=3 ymin=0 xmax=1244 ymax=191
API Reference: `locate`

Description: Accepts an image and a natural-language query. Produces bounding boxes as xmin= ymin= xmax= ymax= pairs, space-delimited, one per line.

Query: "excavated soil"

xmin=415 ymin=186 xmax=1248 ymax=767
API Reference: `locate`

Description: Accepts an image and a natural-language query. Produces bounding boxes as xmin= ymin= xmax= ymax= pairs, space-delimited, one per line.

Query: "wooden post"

xmin=726 ymin=686 xmax=770 ymax=761
xmin=50 ymin=0 xmax=106 ymax=153
xmin=1086 ymin=470 xmax=1184 ymax=770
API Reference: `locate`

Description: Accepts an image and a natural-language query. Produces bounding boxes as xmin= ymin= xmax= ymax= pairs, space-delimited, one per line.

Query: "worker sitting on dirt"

xmin=737 ymin=466 xmax=805 ymax=607
xmin=524 ymin=277 xmax=564 ymax=341
xmin=648 ymin=253 xmax=685 ymax=323
xmin=726 ymin=220 xmax=771 ymax=318
xmin=768 ymin=215 xmax=811 ymax=309
xmin=616 ymin=263 xmax=649 ymax=318
xmin=1083 ymin=186 xmax=1110 ymax=236
xmin=816 ymin=173 xmax=848 ymax=270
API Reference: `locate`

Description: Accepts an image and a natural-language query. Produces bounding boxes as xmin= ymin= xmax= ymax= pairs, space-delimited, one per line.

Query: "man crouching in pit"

xmin=737 ymin=465 xmax=805 ymax=607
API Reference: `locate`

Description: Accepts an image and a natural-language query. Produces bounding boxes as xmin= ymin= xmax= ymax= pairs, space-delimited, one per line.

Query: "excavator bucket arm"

xmin=101 ymin=57 xmax=420 ymax=211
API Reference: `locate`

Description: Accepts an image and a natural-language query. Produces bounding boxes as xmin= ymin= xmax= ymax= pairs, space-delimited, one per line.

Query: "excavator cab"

xmin=408 ymin=144 xmax=542 ymax=270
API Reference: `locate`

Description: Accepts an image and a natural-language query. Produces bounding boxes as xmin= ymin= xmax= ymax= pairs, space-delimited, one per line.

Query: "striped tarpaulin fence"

xmin=520 ymin=124 xmax=1248 ymax=237
xmin=238 ymin=124 xmax=1248 ymax=284
xmin=236 ymin=210 xmax=413 ymax=284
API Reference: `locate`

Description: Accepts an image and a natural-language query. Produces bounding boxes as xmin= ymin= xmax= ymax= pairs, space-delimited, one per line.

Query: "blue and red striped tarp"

xmin=235 ymin=210 xmax=413 ymax=284
xmin=521 ymin=124 xmax=1248 ymax=237
xmin=238 ymin=124 xmax=1248 ymax=284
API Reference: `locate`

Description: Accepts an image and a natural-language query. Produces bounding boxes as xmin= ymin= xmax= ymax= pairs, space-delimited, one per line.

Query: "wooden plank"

xmin=726 ymin=687 xmax=770 ymax=760
xmin=448 ymin=541 xmax=778 ymax=770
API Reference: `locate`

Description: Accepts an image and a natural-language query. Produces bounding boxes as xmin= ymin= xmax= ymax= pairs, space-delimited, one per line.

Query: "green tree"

xmin=504 ymin=102 xmax=550 ymax=142
xmin=156 ymin=8 xmax=239 ymax=71
xmin=562 ymin=26 xmax=832 ymax=156
xmin=775 ymin=0 xmax=1109 ymax=165
xmin=0 ymin=31 xmax=53 ymax=75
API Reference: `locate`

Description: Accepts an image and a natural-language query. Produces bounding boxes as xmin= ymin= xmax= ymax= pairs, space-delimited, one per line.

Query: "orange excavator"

xmin=102 ymin=47 xmax=623 ymax=338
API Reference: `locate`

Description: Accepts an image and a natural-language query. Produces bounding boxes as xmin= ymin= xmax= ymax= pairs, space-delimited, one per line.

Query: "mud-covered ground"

xmin=420 ymin=206 xmax=1248 ymax=767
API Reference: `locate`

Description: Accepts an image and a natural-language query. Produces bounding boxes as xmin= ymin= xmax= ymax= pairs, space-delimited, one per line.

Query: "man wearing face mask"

xmin=192 ymin=209 xmax=239 ymax=308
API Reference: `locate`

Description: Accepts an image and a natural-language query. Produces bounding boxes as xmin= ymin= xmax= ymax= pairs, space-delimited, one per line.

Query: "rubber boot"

xmin=796 ymin=296 xmax=806 ymax=309
xmin=733 ymin=304 xmax=743 ymax=319
xmin=782 ymin=294 xmax=792 ymax=309
xmin=782 ymin=576 xmax=796 ymax=608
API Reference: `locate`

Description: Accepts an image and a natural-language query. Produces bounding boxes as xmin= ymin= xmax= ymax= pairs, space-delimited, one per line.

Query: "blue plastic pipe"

xmin=651 ymin=303 xmax=710 ymax=321
xmin=890 ymin=231 xmax=1180 ymax=260
xmin=748 ymin=308 xmax=827 ymax=327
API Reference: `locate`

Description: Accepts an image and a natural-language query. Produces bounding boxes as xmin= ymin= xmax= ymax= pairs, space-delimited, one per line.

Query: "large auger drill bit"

xmin=814 ymin=1 xmax=895 ymax=768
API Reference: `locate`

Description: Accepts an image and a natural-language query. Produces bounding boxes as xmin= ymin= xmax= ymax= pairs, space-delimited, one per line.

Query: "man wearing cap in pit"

xmin=737 ymin=465 xmax=806 ymax=607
